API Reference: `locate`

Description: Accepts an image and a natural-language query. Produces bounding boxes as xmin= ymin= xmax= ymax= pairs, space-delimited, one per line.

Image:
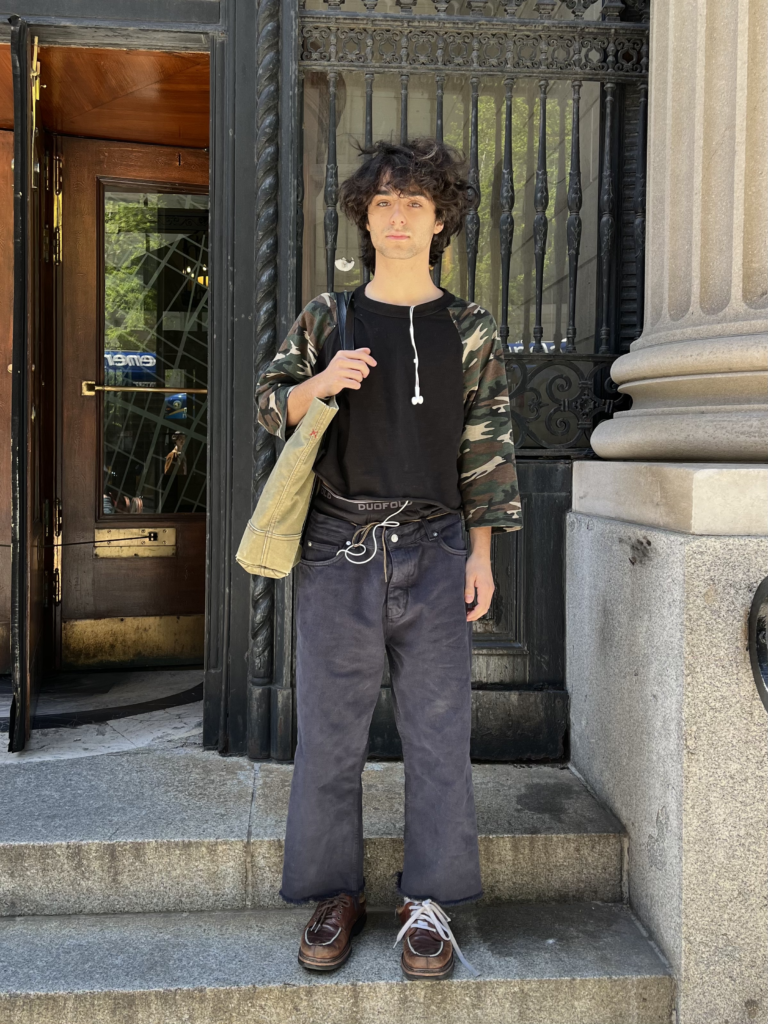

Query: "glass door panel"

xmin=102 ymin=190 xmax=209 ymax=516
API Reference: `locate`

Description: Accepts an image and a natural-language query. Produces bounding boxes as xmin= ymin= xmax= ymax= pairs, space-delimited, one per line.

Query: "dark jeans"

xmin=280 ymin=508 xmax=482 ymax=907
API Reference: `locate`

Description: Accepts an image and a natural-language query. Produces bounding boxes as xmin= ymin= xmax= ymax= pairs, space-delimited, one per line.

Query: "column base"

xmin=591 ymin=410 xmax=768 ymax=462
xmin=572 ymin=461 xmax=768 ymax=535
xmin=591 ymin=335 xmax=768 ymax=462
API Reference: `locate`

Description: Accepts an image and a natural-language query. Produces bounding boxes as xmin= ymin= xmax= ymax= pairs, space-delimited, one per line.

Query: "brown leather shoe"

xmin=396 ymin=899 xmax=455 ymax=980
xmin=298 ymin=893 xmax=367 ymax=971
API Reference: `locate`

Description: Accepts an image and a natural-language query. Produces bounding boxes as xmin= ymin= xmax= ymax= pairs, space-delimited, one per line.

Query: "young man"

xmin=256 ymin=139 xmax=522 ymax=979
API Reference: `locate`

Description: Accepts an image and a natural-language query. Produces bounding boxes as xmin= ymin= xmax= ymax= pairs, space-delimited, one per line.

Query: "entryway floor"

xmin=0 ymin=698 xmax=202 ymax=763
xmin=0 ymin=667 xmax=202 ymax=737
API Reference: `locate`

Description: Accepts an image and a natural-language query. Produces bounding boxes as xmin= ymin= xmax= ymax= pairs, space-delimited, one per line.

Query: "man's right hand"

xmin=314 ymin=347 xmax=377 ymax=398
xmin=286 ymin=348 xmax=377 ymax=427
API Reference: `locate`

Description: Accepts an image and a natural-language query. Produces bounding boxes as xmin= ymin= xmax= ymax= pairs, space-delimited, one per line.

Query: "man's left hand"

xmin=465 ymin=527 xmax=495 ymax=622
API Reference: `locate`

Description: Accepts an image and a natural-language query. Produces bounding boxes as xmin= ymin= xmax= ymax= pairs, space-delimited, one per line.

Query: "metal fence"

xmin=296 ymin=0 xmax=648 ymax=453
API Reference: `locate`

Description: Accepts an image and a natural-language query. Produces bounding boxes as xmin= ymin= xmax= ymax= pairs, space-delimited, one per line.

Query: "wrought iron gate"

xmin=259 ymin=0 xmax=649 ymax=762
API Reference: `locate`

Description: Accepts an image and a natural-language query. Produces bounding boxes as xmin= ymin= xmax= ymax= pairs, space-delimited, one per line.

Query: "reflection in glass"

xmin=102 ymin=191 xmax=209 ymax=515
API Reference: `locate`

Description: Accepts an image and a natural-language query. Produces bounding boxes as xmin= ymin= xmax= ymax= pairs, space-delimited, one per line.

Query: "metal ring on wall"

xmin=748 ymin=576 xmax=768 ymax=714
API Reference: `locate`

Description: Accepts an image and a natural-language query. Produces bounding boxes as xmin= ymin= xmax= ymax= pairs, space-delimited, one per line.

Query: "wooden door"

xmin=58 ymin=136 xmax=209 ymax=669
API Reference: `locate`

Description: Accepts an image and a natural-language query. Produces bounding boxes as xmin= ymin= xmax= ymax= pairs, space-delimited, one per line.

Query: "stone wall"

xmin=566 ymin=509 xmax=768 ymax=1024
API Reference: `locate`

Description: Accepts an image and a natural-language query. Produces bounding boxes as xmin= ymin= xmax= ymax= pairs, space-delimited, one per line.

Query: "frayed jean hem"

xmin=279 ymin=885 xmax=366 ymax=906
xmin=396 ymin=873 xmax=483 ymax=907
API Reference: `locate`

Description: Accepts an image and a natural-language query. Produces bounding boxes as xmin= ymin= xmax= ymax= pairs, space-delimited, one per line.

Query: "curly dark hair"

xmin=339 ymin=138 xmax=472 ymax=274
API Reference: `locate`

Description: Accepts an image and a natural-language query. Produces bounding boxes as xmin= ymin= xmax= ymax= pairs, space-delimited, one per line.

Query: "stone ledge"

xmin=573 ymin=461 xmax=768 ymax=535
xmin=0 ymin=903 xmax=673 ymax=1024
xmin=0 ymin=752 xmax=624 ymax=914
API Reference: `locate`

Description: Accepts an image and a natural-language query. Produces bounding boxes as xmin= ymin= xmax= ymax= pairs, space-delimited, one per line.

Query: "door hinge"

xmin=52 ymin=497 xmax=62 ymax=606
xmin=53 ymin=154 xmax=63 ymax=265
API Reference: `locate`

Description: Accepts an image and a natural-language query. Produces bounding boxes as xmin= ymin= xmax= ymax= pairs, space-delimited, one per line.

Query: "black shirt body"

xmin=313 ymin=285 xmax=464 ymax=520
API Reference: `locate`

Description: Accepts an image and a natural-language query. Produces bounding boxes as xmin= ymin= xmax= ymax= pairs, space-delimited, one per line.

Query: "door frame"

xmin=8 ymin=17 xmax=42 ymax=750
xmin=5 ymin=1 xmax=267 ymax=754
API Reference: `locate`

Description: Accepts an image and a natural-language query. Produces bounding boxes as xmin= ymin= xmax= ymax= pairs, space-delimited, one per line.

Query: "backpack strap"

xmin=334 ymin=290 xmax=354 ymax=352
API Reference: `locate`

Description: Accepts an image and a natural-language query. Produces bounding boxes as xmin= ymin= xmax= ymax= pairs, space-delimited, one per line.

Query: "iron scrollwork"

xmin=561 ymin=0 xmax=602 ymax=17
xmin=505 ymin=353 xmax=630 ymax=454
xmin=300 ymin=17 xmax=649 ymax=80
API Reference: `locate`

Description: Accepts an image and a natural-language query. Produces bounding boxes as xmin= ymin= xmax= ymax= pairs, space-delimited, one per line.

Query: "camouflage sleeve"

xmin=448 ymin=300 xmax=522 ymax=533
xmin=255 ymin=292 xmax=339 ymax=441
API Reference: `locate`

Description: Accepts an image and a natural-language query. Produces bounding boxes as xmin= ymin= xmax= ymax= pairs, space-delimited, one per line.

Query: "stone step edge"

xmin=0 ymin=831 xmax=625 ymax=916
xmin=0 ymin=903 xmax=674 ymax=1024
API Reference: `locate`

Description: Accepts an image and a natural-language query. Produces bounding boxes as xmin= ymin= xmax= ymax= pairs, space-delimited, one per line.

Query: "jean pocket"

xmin=299 ymin=539 xmax=345 ymax=566
xmin=435 ymin=520 xmax=468 ymax=556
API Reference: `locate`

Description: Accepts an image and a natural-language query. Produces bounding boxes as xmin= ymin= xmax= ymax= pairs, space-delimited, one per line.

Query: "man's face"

xmin=365 ymin=183 xmax=444 ymax=263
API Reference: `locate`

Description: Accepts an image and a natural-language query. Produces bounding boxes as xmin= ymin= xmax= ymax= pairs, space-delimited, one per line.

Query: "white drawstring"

xmin=409 ymin=305 xmax=423 ymax=405
xmin=337 ymin=501 xmax=411 ymax=569
xmin=394 ymin=898 xmax=479 ymax=977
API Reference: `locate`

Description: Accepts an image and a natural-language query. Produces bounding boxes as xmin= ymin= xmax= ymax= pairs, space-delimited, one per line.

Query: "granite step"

xmin=0 ymin=902 xmax=673 ymax=1024
xmin=0 ymin=749 xmax=625 ymax=916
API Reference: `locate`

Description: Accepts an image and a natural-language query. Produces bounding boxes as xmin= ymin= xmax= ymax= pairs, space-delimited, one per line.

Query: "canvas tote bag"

xmin=235 ymin=394 xmax=338 ymax=578
xmin=236 ymin=292 xmax=351 ymax=579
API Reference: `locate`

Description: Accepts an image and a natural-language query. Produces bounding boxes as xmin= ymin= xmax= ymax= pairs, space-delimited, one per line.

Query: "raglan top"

xmin=255 ymin=285 xmax=522 ymax=533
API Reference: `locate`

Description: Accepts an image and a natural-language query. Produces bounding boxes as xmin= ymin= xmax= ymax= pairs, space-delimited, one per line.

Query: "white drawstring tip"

xmin=411 ymin=394 xmax=423 ymax=405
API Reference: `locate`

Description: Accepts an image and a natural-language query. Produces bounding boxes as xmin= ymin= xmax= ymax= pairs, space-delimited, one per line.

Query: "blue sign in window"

xmin=105 ymin=351 xmax=159 ymax=385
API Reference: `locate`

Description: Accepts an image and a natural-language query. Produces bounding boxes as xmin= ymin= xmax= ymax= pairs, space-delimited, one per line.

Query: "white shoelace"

xmin=394 ymin=898 xmax=479 ymax=977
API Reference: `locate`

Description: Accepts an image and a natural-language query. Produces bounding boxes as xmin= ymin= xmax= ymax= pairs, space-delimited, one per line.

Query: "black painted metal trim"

xmin=271 ymin=0 xmax=301 ymax=762
xmin=8 ymin=15 xmax=30 ymax=753
xmin=0 ymin=1 xmax=220 ymax=27
xmin=203 ymin=31 xmax=234 ymax=751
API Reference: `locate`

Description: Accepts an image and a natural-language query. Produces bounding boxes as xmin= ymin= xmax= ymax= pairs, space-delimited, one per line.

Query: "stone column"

xmin=590 ymin=0 xmax=768 ymax=461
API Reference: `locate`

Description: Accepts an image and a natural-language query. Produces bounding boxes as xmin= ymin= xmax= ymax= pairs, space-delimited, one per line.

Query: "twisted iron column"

xmin=249 ymin=0 xmax=280 ymax=759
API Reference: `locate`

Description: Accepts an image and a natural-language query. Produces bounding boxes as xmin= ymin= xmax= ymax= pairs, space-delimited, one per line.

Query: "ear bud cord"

xmin=409 ymin=304 xmax=423 ymax=406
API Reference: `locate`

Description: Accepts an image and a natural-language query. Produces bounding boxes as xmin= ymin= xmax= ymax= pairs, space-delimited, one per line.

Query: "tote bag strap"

xmin=333 ymin=290 xmax=354 ymax=352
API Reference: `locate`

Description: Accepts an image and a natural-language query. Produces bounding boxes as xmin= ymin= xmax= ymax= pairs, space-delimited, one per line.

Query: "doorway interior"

xmin=1 ymin=40 xmax=211 ymax=746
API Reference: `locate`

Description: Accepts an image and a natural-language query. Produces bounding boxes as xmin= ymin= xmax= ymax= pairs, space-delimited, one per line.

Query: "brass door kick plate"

xmin=94 ymin=528 xmax=177 ymax=558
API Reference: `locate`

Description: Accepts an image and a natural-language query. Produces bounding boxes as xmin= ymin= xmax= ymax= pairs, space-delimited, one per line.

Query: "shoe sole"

xmin=401 ymin=951 xmax=455 ymax=981
xmin=298 ymin=912 xmax=367 ymax=972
